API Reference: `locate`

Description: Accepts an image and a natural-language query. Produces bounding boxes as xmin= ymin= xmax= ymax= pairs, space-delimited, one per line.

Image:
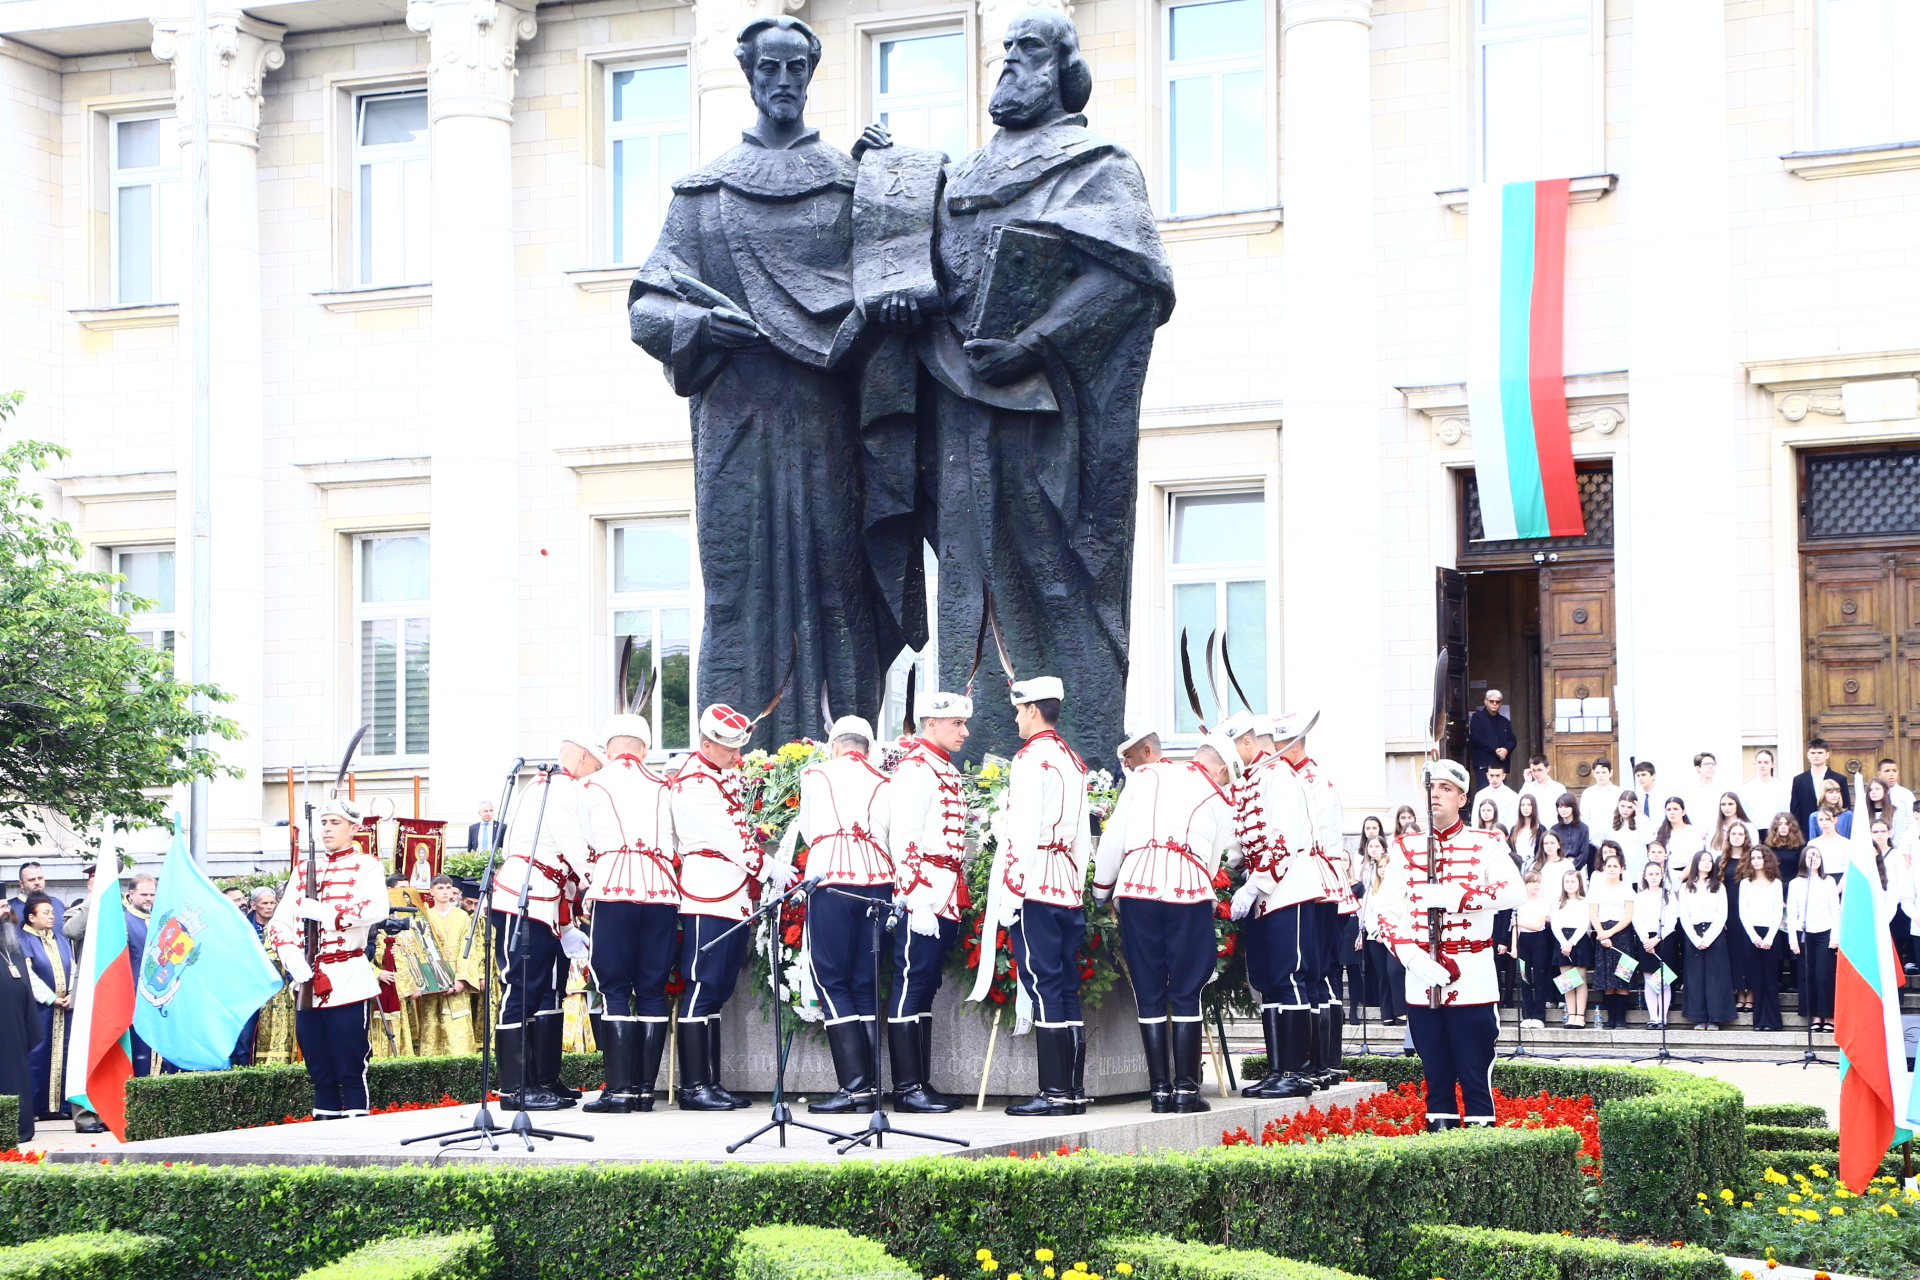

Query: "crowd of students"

xmin=1336 ymin=742 xmax=1918 ymax=1035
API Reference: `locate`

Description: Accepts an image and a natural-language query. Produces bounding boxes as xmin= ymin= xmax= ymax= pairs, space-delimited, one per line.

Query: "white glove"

xmin=909 ymin=907 xmax=940 ymax=937
xmin=1229 ymin=880 xmax=1262 ymax=921
xmin=1092 ymin=884 xmax=1114 ymax=905
xmin=995 ymin=897 xmax=1022 ymax=929
xmin=295 ymin=897 xmax=332 ymax=924
xmin=1406 ymin=881 xmax=1466 ymax=914
xmin=283 ymin=952 xmax=315 ymax=985
xmin=764 ymin=857 xmax=800 ymax=894
xmin=1403 ymin=951 xmax=1452 ymax=993
xmin=559 ymin=927 xmax=591 ymax=961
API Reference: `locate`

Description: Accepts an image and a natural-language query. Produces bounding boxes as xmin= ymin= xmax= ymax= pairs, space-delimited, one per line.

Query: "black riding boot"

xmin=675 ymin=1019 xmax=736 ymax=1111
xmin=1426 ymin=1116 xmax=1462 ymax=1133
xmin=633 ymin=1020 xmax=669 ymax=1112
xmin=1140 ymin=1019 xmax=1174 ymax=1113
xmin=707 ymin=1018 xmax=752 ymax=1108
xmin=1244 ymin=1007 xmax=1296 ymax=1097
xmin=1004 ymin=1027 xmax=1073 ymax=1117
xmin=495 ymin=1025 xmax=570 ymax=1111
xmin=583 ymin=1019 xmax=638 ymax=1113
xmin=1066 ymin=1024 xmax=1088 ymax=1114
xmin=810 ymin=1020 xmax=878 ymax=1114
xmin=1172 ymin=1020 xmax=1210 ymax=1113
xmin=917 ymin=1015 xmax=962 ymax=1111
xmin=537 ymin=1014 xmax=582 ymax=1099
xmin=890 ymin=1018 xmax=956 ymax=1114
xmin=1281 ymin=1008 xmax=1321 ymax=1095
xmin=1319 ymin=1006 xmax=1348 ymax=1086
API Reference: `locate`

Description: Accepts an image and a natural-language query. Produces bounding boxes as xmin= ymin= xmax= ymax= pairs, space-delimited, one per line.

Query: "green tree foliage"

xmin=0 ymin=392 xmax=238 ymax=844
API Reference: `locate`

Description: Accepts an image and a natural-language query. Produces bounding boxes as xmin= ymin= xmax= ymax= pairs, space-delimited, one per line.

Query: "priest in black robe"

xmin=627 ymin=16 xmax=917 ymax=747
xmin=0 ymin=907 xmax=42 ymax=1143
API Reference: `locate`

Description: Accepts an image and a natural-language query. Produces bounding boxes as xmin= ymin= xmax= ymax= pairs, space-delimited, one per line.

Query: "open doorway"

xmin=1465 ymin=568 xmax=1541 ymax=769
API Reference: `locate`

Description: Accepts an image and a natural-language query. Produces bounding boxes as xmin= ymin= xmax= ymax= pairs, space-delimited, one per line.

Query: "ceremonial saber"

xmin=1201 ymin=1013 xmax=1229 ymax=1099
xmin=975 ymin=1006 xmax=1001 ymax=1110
xmin=1425 ymin=649 xmax=1450 ymax=1011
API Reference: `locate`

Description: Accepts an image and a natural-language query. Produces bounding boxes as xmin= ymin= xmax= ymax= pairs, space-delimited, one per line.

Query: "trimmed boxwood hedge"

xmin=1743 ymin=1102 xmax=1826 ymax=1129
xmin=1097 ymin=1234 xmax=1366 ymax=1280
xmin=731 ymin=1226 xmax=917 ymax=1280
xmin=122 ymin=1053 xmax=604 ymax=1141
xmin=296 ymin=1231 xmax=498 ymax=1280
xmin=0 ymin=1097 xmax=15 ymax=1152
xmin=1397 ymin=1225 xmax=1732 ymax=1280
xmin=0 ymin=1127 xmax=1579 ymax=1280
xmin=1745 ymin=1124 xmax=1837 ymax=1152
xmin=0 ymin=1231 xmax=172 ymax=1278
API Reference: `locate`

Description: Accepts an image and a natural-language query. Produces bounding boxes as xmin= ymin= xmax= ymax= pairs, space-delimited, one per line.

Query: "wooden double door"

xmin=1802 ymin=549 xmax=1920 ymax=778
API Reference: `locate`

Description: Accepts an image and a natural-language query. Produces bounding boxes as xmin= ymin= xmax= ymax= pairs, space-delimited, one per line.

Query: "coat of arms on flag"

xmin=139 ymin=907 xmax=206 ymax=1008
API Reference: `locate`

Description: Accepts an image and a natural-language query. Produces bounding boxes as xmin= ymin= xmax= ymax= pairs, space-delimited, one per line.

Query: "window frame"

xmin=1471 ymin=0 xmax=1605 ymax=186
xmin=1159 ymin=0 xmax=1273 ymax=219
xmin=109 ymin=543 xmax=179 ymax=654
xmin=350 ymin=89 xmax=431 ymax=289
xmin=870 ymin=25 xmax=969 ymax=161
xmin=108 ymin=110 xmax=179 ymax=306
xmin=605 ymin=56 xmax=693 ymax=269
xmin=607 ymin=517 xmax=699 ymax=758
xmin=1165 ymin=488 xmax=1270 ymax=738
xmin=351 ymin=531 xmax=432 ymax=763
xmin=1815 ymin=0 xmax=1920 ymax=150
xmin=850 ymin=8 xmax=978 ymax=166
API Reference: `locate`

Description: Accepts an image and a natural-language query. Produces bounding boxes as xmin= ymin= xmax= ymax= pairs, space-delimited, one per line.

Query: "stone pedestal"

xmin=718 ymin=974 xmax=1150 ymax=1099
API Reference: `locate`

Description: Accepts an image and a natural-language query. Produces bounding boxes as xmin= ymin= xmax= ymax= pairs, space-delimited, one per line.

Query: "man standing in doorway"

xmin=1466 ymin=690 xmax=1516 ymax=793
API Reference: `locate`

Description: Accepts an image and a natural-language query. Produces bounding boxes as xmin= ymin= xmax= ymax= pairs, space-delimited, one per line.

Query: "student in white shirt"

xmin=1631 ymin=762 xmax=1660 ymax=819
xmin=1734 ymin=844 xmax=1785 ymax=1032
xmin=1878 ymin=758 xmax=1915 ymax=842
xmin=1533 ymin=829 xmax=1575 ymax=895
xmin=1513 ymin=870 xmax=1553 ymax=1030
xmin=1605 ymin=791 xmax=1648 ymax=885
xmin=1511 ymin=793 xmax=1545 ymax=874
xmin=1804 ymin=808 xmax=1852 ymax=895
xmin=1357 ymin=836 xmax=1405 ymax=1026
xmin=1474 ymin=765 xmax=1521 ymax=831
xmin=1657 ymin=798 xmax=1705 ymax=877
xmin=1739 ymin=749 xmax=1791 ymax=837
xmin=1519 ymin=755 xmax=1565 ymax=819
xmin=1549 ymin=866 xmax=1592 ymax=1028
xmin=1587 ymin=844 xmax=1637 ymax=1030
xmin=1678 ymin=849 xmax=1734 ymax=1030
xmin=1708 ymin=792 xmax=1760 ymax=859
xmin=1633 ymin=862 xmax=1679 ymax=1031
xmin=1581 ymin=759 xmax=1623 ymax=837
xmin=1718 ymin=820 xmax=1761 ymax=1015
xmin=1785 ymin=843 xmax=1840 ymax=1034
xmin=1688 ymin=752 xmax=1724 ymax=837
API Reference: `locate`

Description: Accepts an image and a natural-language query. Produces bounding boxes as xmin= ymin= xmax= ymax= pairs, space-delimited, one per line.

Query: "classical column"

xmin=405 ymin=0 xmax=535 ymax=824
xmin=692 ymin=0 xmax=805 ymax=163
xmin=1622 ymin=4 xmax=1740 ymax=776
xmin=151 ymin=12 xmax=284 ymax=856
xmin=1277 ymin=0 xmax=1385 ymax=808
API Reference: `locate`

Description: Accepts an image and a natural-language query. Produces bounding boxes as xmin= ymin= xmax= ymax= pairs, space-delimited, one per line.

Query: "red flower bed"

xmin=1221 ymin=1080 xmax=1602 ymax=1182
xmin=0 ymin=1149 xmax=44 ymax=1163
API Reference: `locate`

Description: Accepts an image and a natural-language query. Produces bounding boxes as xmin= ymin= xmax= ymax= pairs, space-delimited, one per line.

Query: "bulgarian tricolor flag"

xmin=1465 ymin=179 xmax=1585 ymax=541
xmin=1836 ymin=778 xmax=1911 ymax=1191
xmin=62 ymin=849 xmax=137 ymax=1140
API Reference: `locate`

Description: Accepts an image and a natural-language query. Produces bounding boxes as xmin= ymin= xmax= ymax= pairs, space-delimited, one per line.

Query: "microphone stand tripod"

xmin=698 ymin=878 xmax=862 ymax=1153
xmin=1631 ymin=938 xmax=1726 ymax=1066
xmin=816 ymin=885 xmax=968 ymax=1155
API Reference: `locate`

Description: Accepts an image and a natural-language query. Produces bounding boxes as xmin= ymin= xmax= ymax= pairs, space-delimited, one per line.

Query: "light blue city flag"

xmin=132 ymin=818 xmax=284 ymax=1071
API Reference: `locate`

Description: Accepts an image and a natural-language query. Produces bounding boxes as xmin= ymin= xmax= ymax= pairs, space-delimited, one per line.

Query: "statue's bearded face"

xmin=990 ymin=21 xmax=1064 ymax=128
xmin=747 ymin=28 xmax=814 ymax=125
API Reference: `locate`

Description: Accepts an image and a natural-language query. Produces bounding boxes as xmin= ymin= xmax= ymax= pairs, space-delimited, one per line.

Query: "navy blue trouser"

xmin=1312 ymin=901 xmax=1343 ymax=1005
xmin=1247 ymin=903 xmax=1320 ymax=1008
xmin=805 ymin=882 xmax=893 ymax=1022
xmin=590 ymin=901 xmax=680 ymax=1020
xmin=1011 ymin=901 xmax=1086 ymax=1027
xmin=295 ymin=1001 xmax=372 ymax=1114
xmin=891 ymin=913 xmax=960 ymax=1021
xmin=1117 ymin=897 xmax=1216 ymax=1021
xmin=493 ymin=911 xmax=562 ymax=1027
xmin=1406 ymin=1003 xmax=1499 ymax=1122
xmin=679 ymin=912 xmax=749 ymax=1020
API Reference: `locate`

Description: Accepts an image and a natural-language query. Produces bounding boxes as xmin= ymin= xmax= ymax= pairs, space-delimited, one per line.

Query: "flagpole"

xmin=186 ymin=0 xmax=213 ymax=866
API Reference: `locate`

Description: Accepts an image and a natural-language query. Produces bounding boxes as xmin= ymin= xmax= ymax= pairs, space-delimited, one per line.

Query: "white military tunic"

xmin=489 ymin=772 xmax=600 ymax=928
xmin=890 ymin=739 xmax=969 ymax=920
xmin=999 ymin=729 xmax=1092 ymax=907
xmin=1377 ymin=820 xmax=1527 ymax=1007
xmin=266 ymin=845 xmax=389 ymax=1009
xmin=671 ymin=750 xmax=764 ymax=920
xmin=786 ymin=752 xmax=893 ymax=886
xmin=582 ymin=754 xmax=679 ymax=907
xmin=1092 ymin=759 xmax=1238 ymax=903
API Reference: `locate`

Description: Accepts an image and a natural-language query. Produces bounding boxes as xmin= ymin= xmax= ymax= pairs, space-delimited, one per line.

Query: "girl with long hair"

xmin=1474 ymin=798 xmax=1502 ymax=831
xmin=1786 ymin=843 xmax=1841 ymax=1034
xmin=1820 ymin=779 xmax=1853 ymax=837
xmin=1719 ymin=820 xmax=1758 ymax=1013
xmin=1358 ymin=835 xmax=1406 ymax=1026
xmin=1551 ymin=866 xmax=1593 ymax=1028
xmin=1551 ymin=793 xmax=1594 ymax=873
xmin=1359 ymin=814 xmax=1387 ymax=848
xmin=1634 ymin=861 xmax=1679 ymax=1031
xmin=1657 ymin=798 xmax=1705 ymax=876
xmin=1678 ymin=850 xmax=1734 ymax=1030
xmin=1533 ymin=828 xmax=1573 ymax=890
xmin=1393 ymin=805 xmax=1422 ymax=837
xmin=1710 ymin=791 xmax=1757 ymax=857
xmin=1735 ymin=844 xmax=1785 ymax=1031
xmin=1588 ymin=843 xmax=1639 ymax=1030
xmin=1514 ymin=870 xmax=1554 ymax=1030
xmin=1764 ymin=812 xmax=1806 ymax=884
xmin=1512 ymin=793 xmax=1544 ymax=873
xmin=1609 ymin=790 xmax=1647 ymax=884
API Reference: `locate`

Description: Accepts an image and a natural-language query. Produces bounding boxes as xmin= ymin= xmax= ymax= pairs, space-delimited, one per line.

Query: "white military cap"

xmin=699 ymin=703 xmax=754 ymax=749
xmin=1423 ymin=757 xmax=1472 ymax=793
xmin=828 ymin=715 xmax=876 ymax=743
xmin=1115 ymin=723 xmax=1157 ymax=761
xmin=561 ymin=731 xmax=609 ymax=765
xmin=1270 ymin=708 xmax=1317 ymax=742
xmin=1250 ymin=714 xmax=1275 ymax=738
xmin=1010 ymin=676 xmax=1064 ymax=705
xmin=316 ymin=797 xmax=365 ymax=823
xmin=917 ymin=691 xmax=973 ymax=720
xmin=1198 ymin=733 xmax=1244 ymax=785
xmin=1216 ymin=711 xmax=1257 ymax=740
xmin=601 ymin=713 xmax=654 ymax=747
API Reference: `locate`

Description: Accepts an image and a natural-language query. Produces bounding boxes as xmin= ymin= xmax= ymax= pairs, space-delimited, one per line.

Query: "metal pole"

xmin=186 ymin=0 xmax=213 ymax=865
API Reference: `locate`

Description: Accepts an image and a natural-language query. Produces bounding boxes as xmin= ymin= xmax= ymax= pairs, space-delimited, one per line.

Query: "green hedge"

xmin=1097 ymin=1234 xmax=1366 ymax=1280
xmin=0 ymin=1231 xmax=172 ymax=1278
xmin=123 ymin=1053 xmax=605 ymax=1141
xmin=0 ymin=1128 xmax=1579 ymax=1280
xmin=730 ymin=1226 xmax=916 ymax=1280
xmin=296 ymin=1232 xmax=498 ymax=1280
xmin=1330 ymin=1056 xmax=1744 ymax=1240
xmin=1743 ymin=1103 xmax=1825 ymax=1129
xmin=0 ymin=1097 xmax=15 ymax=1152
xmin=1744 ymin=1124 xmax=1837 ymax=1152
xmin=1396 ymin=1226 xmax=1732 ymax=1280
xmin=1751 ymin=1149 xmax=1901 ymax=1184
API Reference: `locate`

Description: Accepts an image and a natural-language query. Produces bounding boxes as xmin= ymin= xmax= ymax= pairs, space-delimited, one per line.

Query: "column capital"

xmin=405 ymin=0 xmax=538 ymax=124
xmin=149 ymin=12 xmax=287 ymax=148
xmin=1280 ymin=0 xmax=1372 ymax=32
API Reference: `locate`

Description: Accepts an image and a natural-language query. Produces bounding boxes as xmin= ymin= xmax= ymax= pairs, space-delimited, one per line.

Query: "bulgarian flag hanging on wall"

xmin=1465 ymin=178 xmax=1585 ymax=540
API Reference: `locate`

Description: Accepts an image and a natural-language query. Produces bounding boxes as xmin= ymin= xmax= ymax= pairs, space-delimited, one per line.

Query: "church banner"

xmin=1465 ymin=178 xmax=1585 ymax=541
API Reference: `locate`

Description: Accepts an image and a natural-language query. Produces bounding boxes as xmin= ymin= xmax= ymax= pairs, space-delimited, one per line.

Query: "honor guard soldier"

xmin=1378 ymin=758 xmax=1525 ymax=1129
xmin=580 ymin=712 xmax=678 ymax=1113
xmin=775 ymin=715 xmax=893 ymax=1115
xmin=1284 ymin=714 xmax=1359 ymax=1088
xmin=978 ymin=677 xmax=1094 ymax=1118
xmin=671 ymin=704 xmax=797 ymax=1111
xmin=268 ymin=798 xmax=388 ymax=1118
xmin=1092 ymin=735 xmax=1240 ymax=1113
xmin=887 ymin=691 xmax=975 ymax=1113
xmin=491 ymin=734 xmax=605 ymax=1111
xmin=1115 ymin=724 xmax=1162 ymax=772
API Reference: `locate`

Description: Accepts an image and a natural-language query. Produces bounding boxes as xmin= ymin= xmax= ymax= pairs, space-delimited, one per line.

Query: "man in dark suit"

xmin=466 ymin=802 xmax=505 ymax=853
xmin=1790 ymin=738 xmax=1851 ymax=839
xmin=1466 ymin=690 xmax=1518 ymax=792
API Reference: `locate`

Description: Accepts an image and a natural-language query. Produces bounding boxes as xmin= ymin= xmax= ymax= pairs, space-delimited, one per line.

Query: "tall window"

xmin=111 ymin=114 xmax=178 ymax=305
xmin=610 ymin=62 xmax=690 ymax=265
xmin=1476 ymin=0 xmax=1596 ymax=183
xmin=112 ymin=546 xmax=177 ymax=652
xmin=1163 ymin=0 xmax=1265 ymax=216
xmin=354 ymin=92 xmax=429 ymax=286
xmin=610 ymin=521 xmax=695 ymax=752
xmin=1819 ymin=0 xmax=1920 ymax=148
xmin=874 ymin=30 xmax=967 ymax=159
xmin=1169 ymin=492 xmax=1267 ymax=733
xmin=355 ymin=534 xmax=430 ymax=758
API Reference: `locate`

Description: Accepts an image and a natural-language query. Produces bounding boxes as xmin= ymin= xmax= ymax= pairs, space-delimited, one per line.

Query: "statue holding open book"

xmin=628 ymin=10 xmax=1173 ymax=760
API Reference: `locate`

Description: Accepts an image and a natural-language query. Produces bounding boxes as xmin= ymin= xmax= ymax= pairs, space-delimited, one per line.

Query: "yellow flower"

xmin=1741 ymin=1271 xmax=1756 ymax=1279
xmin=1721 ymin=1189 xmax=1736 ymax=1203
xmin=1880 ymin=1204 xmax=1901 ymax=1217
xmin=1045 ymin=1269 xmax=1056 ymax=1277
xmin=1115 ymin=1267 xmax=1132 ymax=1276
xmin=1742 ymin=1202 xmax=1753 ymax=1208
xmin=1829 ymin=1206 xmax=1844 ymax=1217
xmin=1776 ymin=1207 xmax=1790 ymax=1216
xmin=1788 ymin=1193 xmax=1803 ymax=1203
xmin=1074 ymin=1265 xmax=1088 ymax=1273
xmin=978 ymin=1251 xmax=994 ymax=1262
xmin=979 ymin=763 xmax=1004 ymax=781
xmin=1035 ymin=1252 xmax=1054 ymax=1263
xmin=1764 ymin=1168 xmax=1790 ymax=1185
xmin=1010 ymin=1272 xmax=1024 ymax=1279
xmin=1810 ymin=1164 xmax=1829 ymax=1178
xmin=984 ymin=1262 xmax=1000 ymax=1272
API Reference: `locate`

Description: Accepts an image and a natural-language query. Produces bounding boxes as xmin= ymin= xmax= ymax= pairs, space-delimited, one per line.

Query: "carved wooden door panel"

xmin=1899 ymin=554 xmax=1920 ymax=775
xmin=1802 ymin=550 xmax=1896 ymax=777
xmin=1436 ymin=567 xmax=1469 ymax=766
xmin=1539 ymin=562 xmax=1618 ymax=797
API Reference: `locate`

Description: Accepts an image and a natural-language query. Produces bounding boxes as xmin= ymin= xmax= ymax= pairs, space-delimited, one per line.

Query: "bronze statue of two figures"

xmin=628 ymin=12 xmax=1173 ymax=761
